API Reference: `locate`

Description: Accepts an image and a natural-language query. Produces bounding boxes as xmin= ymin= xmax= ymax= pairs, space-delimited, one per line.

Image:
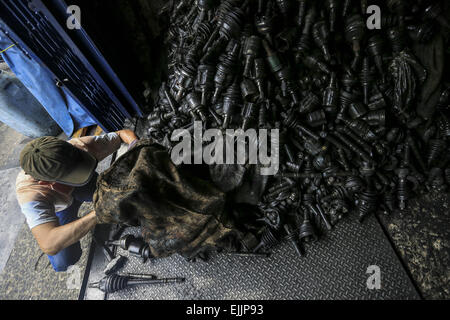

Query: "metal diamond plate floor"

xmin=83 ymin=213 xmax=419 ymax=300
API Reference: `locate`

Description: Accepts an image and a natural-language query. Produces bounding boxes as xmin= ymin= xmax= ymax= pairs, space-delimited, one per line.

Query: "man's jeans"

xmin=47 ymin=173 xmax=98 ymax=272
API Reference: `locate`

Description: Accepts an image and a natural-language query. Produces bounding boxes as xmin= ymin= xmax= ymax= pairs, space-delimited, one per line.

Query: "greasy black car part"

xmin=142 ymin=0 xmax=450 ymax=258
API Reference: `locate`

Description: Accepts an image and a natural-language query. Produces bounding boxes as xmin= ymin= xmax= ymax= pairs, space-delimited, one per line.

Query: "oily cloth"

xmin=94 ymin=139 xmax=241 ymax=259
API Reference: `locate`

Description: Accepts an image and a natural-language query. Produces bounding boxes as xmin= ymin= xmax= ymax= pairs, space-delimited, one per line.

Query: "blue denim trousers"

xmin=47 ymin=173 xmax=98 ymax=272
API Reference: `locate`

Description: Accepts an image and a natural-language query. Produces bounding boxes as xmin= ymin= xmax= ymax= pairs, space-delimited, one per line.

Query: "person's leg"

xmin=46 ymin=173 xmax=98 ymax=272
xmin=47 ymin=200 xmax=83 ymax=272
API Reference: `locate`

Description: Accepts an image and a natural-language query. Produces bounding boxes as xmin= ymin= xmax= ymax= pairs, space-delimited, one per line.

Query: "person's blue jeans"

xmin=47 ymin=173 xmax=98 ymax=272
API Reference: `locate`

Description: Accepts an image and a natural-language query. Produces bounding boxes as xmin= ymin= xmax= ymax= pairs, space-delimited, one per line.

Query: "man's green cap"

xmin=20 ymin=137 xmax=98 ymax=187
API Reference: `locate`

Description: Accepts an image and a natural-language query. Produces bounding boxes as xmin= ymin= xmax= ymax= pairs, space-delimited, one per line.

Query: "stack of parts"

xmin=141 ymin=0 xmax=450 ymax=257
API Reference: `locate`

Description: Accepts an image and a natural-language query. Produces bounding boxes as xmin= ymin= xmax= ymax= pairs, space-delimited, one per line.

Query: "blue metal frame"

xmin=0 ymin=0 xmax=143 ymax=133
xmin=48 ymin=0 xmax=143 ymax=118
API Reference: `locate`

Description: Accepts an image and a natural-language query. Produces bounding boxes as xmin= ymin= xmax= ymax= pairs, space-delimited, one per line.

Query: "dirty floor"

xmin=379 ymin=192 xmax=450 ymax=300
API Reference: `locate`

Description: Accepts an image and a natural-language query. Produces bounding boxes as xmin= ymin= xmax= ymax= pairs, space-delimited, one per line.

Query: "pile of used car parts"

xmin=146 ymin=0 xmax=450 ymax=256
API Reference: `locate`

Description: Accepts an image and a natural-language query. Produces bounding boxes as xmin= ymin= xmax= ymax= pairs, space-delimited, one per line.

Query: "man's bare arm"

xmin=31 ymin=211 xmax=97 ymax=256
xmin=116 ymin=129 xmax=138 ymax=145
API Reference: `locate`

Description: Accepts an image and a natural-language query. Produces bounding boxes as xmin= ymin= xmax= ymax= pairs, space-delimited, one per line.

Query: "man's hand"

xmin=116 ymin=130 xmax=139 ymax=145
xmin=31 ymin=211 xmax=97 ymax=256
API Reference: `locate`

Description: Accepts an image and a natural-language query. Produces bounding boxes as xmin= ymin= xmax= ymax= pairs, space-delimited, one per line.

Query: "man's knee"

xmin=53 ymin=263 xmax=73 ymax=273
xmin=47 ymin=242 xmax=82 ymax=272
